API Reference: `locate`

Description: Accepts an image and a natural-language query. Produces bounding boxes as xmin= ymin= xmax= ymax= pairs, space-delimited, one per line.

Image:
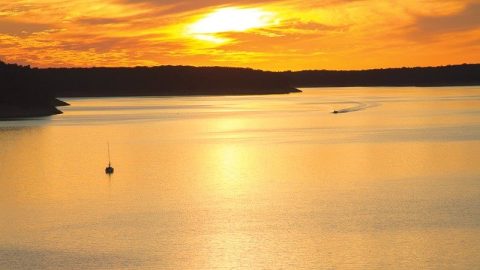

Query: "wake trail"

xmin=332 ymin=101 xmax=379 ymax=114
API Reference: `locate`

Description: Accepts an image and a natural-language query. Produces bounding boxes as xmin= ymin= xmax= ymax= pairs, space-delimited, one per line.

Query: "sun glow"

xmin=1 ymin=0 xmax=478 ymax=69
xmin=188 ymin=7 xmax=278 ymax=43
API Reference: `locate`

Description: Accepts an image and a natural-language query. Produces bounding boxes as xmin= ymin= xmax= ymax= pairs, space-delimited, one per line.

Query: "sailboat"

xmin=105 ymin=143 xmax=114 ymax=174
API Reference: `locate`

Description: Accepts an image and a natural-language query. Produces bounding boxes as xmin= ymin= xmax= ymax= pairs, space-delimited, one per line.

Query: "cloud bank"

xmin=0 ymin=0 xmax=478 ymax=69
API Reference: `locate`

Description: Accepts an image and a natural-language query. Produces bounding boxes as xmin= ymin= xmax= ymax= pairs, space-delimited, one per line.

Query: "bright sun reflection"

xmin=188 ymin=7 xmax=277 ymax=43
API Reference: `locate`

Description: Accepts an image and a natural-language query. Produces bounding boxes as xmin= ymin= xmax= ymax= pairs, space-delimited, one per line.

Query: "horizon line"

xmin=2 ymin=60 xmax=479 ymax=73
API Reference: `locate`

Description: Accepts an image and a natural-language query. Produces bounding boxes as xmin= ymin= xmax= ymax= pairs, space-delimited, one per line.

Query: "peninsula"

xmin=1 ymin=61 xmax=479 ymax=118
xmin=0 ymin=61 xmax=299 ymax=118
xmin=1 ymin=61 xmax=67 ymax=118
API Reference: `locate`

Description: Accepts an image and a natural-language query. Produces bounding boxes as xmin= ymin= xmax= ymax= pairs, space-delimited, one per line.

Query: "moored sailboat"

xmin=105 ymin=143 xmax=114 ymax=174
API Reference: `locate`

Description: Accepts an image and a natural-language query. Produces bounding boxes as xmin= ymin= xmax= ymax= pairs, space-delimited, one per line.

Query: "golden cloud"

xmin=0 ymin=0 xmax=478 ymax=69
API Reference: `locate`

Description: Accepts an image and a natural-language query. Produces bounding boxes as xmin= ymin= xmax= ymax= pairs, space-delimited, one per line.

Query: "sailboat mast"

xmin=105 ymin=142 xmax=114 ymax=174
xmin=107 ymin=142 xmax=111 ymax=165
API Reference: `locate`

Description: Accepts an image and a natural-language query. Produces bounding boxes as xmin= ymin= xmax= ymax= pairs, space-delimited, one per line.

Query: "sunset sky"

xmin=0 ymin=0 xmax=479 ymax=70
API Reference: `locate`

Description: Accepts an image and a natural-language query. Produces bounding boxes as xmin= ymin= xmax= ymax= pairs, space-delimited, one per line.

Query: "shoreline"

xmin=0 ymin=89 xmax=300 ymax=119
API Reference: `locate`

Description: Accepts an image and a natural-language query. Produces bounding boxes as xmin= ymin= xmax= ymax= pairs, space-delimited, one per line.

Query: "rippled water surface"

xmin=1 ymin=87 xmax=480 ymax=269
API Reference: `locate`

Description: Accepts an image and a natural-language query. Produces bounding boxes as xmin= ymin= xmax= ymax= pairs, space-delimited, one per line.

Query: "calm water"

xmin=1 ymin=87 xmax=480 ymax=269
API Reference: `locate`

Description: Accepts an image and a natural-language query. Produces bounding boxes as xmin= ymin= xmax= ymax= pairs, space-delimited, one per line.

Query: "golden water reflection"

xmin=1 ymin=87 xmax=480 ymax=269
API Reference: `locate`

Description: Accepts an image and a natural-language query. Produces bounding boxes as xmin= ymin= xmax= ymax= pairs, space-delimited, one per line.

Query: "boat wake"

xmin=332 ymin=101 xmax=378 ymax=114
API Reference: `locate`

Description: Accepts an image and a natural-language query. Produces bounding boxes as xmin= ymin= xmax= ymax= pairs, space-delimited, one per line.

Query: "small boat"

xmin=105 ymin=143 xmax=114 ymax=174
xmin=105 ymin=162 xmax=114 ymax=174
xmin=332 ymin=110 xmax=339 ymax=114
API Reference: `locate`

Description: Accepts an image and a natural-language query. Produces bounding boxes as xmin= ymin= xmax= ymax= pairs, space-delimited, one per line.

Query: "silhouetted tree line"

xmin=1 ymin=60 xmax=479 ymax=118
xmin=36 ymin=65 xmax=298 ymax=97
xmin=285 ymin=64 xmax=480 ymax=87
xmin=0 ymin=61 xmax=297 ymax=117
xmin=0 ymin=61 xmax=64 ymax=118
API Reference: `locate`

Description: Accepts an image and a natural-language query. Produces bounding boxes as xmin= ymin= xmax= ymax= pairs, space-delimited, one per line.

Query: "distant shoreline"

xmin=1 ymin=61 xmax=479 ymax=119
xmin=1 ymin=61 xmax=299 ymax=119
xmin=295 ymin=83 xmax=480 ymax=87
xmin=55 ymin=87 xmax=302 ymax=98
xmin=285 ymin=64 xmax=480 ymax=88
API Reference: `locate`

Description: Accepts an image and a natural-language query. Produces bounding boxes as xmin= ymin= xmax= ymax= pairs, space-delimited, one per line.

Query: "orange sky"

xmin=0 ymin=0 xmax=479 ymax=70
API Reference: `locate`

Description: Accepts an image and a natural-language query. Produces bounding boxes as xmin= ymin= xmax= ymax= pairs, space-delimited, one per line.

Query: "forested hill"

xmin=0 ymin=61 xmax=66 ymax=118
xmin=36 ymin=65 xmax=299 ymax=97
xmin=0 ymin=61 xmax=298 ymax=118
xmin=285 ymin=64 xmax=480 ymax=87
xmin=1 ymin=61 xmax=479 ymax=118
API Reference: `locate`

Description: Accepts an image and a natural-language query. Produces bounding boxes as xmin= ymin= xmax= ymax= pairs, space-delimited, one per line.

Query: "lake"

xmin=1 ymin=87 xmax=480 ymax=269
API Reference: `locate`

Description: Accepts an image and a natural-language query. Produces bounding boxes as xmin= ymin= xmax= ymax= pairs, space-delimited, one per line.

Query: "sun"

xmin=188 ymin=7 xmax=277 ymax=43
xmin=189 ymin=7 xmax=276 ymax=34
